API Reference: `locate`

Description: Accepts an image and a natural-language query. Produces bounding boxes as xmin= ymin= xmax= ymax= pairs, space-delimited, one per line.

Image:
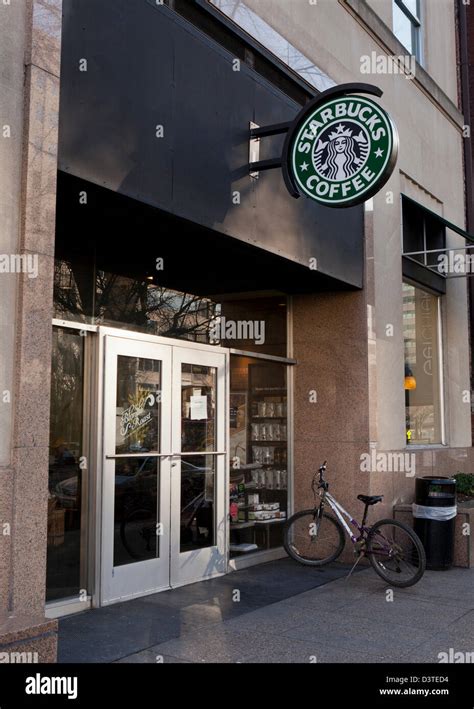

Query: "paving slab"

xmin=116 ymin=650 xmax=191 ymax=663
xmin=334 ymin=594 xmax=467 ymax=631
xmin=57 ymin=560 xmax=474 ymax=664
xmin=147 ymin=626 xmax=285 ymax=663
xmin=281 ymin=609 xmax=434 ymax=655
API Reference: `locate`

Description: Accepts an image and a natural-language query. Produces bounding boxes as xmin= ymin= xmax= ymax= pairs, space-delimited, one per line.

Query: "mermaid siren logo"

xmin=283 ymin=86 xmax=398 ymax=208
xmin=315 ymin=123 xmax=369 ymax=181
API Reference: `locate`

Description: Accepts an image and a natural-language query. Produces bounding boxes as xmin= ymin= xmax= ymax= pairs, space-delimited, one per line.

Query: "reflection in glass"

xmin=53 ymin=260 xmax=288 ymax=356
xmin=209 ymin=0 xmax=335 ymax=92
xmin=116 ymin=356 xmax=161 ymax=454
xmin=54 ymin=260 xmax=218 ymax=343
xmin=113 ymin=356 xmax=162 ymax=567
xmin=113 ymin=457 xmax=160 ymax=566
xmin=181 ymin=364 xmax=216 ymax=452
xmin=47 ymin=328 xmax=85 ymax=601
xmin=403 ymin=283 xmax=442 ymax=445
xmin=180 ymin=455 xmax=215 ymax=552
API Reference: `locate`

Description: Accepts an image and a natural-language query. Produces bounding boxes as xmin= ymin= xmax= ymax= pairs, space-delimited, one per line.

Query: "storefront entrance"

xmin=100 ymin=332 xmax=227 ymax=604
xmin=47 ymin=294 xmax=293 ymax=613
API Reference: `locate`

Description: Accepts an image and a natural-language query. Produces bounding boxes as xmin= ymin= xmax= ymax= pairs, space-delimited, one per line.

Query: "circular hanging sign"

xmin=286 ymin=94 xmax=398 ymax=208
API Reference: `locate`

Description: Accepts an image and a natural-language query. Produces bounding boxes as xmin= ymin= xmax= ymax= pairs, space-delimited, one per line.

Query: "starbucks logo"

xmin=314 ymin=122 xmax=370 ymax=181
xmin=287 ymin=95 xmax=398 ymax=207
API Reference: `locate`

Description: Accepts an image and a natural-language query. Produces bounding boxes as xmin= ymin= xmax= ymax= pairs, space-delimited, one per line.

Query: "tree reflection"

xmin=54 ymin=260 xmax=218 ymax=342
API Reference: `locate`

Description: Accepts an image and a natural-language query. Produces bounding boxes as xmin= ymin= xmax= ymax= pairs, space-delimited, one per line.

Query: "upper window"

xmin=392 ymin=0 xmax=422 ymax=62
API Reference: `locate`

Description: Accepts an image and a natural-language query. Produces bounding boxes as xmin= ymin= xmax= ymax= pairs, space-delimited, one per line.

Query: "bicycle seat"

xmin=357 ymin=494 xmax=383 ymax=506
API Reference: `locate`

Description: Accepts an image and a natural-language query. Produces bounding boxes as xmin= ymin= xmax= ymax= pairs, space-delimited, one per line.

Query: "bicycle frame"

xmin=320 ymin=491 xmax=369 ymax=544
xmin=319 ymin=490 xmax=395 ymax=560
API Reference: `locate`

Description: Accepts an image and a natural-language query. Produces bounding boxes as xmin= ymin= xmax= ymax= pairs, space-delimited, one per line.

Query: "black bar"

xmin=0 ymin=663 xmax=472 ymax=706
xmin=249 ymin=158 xmax=282 ymax=172
xmin=250 ymin=122 xmax=291 ymax=138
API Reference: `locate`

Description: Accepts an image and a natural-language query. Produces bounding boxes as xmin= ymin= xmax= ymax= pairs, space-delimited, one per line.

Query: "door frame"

xmin=170 ymin=345 xmax=227 ymax=588
xmin=95 ymin=326 xmax=230 ymax=607
xmin=101 ymin=335 xmax=173 ymax=604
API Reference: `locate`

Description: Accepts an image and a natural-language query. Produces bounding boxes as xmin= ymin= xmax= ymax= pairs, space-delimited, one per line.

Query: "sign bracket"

xmin=249 ymin=121 xmax=290 ymax=178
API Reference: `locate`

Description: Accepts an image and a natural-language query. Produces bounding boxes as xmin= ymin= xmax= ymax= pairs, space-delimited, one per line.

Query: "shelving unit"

xmin=229 ymin=364 xmax=288 ymax=555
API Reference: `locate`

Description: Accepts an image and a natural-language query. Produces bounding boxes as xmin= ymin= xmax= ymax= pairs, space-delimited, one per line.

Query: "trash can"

xmin=413 ymin=477 xmax=457 ymax=570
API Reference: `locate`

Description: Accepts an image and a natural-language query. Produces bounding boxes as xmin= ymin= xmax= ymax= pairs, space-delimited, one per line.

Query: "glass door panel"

xmin=180 ymin=454 xmax=216 ymax=553
xmin=113 ymin=355 xmax=161 ymax=567
xmin=113 ymin=456 xmax=160 ymax=567
xmin=47 ymin=327 xmax=87 ymax=602
xmin=180 ymin=364 xmax=217 ymax=553
xmin=181 ymin=364 xmax=216 ymax=452
xmin=115 ymin=355 xmax=161 ymax=454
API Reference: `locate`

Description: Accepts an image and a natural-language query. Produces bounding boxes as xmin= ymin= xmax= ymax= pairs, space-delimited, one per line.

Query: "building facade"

xmin=0 ymin=0 xmax=472 ymax=661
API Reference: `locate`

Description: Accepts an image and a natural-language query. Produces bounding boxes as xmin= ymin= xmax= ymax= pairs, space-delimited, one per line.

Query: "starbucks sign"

xmin=283 ymin=91 xmax=398 ymax=208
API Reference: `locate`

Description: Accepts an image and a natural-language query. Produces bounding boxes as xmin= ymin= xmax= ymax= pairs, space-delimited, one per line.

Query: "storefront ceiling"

xmin=58 ymin=0 xmax=364 ymax=291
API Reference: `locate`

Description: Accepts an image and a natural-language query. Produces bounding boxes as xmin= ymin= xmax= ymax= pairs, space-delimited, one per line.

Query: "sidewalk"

xmin=58 ymin=560 xmax=474 ymax=663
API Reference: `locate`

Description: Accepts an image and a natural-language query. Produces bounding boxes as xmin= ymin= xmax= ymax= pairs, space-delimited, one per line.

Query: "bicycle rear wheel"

xmin=283 ymin=509 xmax=345 ymax=566
xmin=367 ymin=519 xmax=426 ymax=587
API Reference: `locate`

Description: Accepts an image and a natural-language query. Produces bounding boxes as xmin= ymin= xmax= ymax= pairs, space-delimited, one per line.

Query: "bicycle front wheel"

xmin=283 ymin=509 xmax=345 ymax=566
xmin=367 ymin=519 xmax=426 ymax=587
xmin=120 ymin=508 xmax=156 ymax=561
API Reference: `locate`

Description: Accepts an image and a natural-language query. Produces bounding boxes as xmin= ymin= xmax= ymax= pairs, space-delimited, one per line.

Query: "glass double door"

xmin=101 ymin=335 xmax=226 ymax=604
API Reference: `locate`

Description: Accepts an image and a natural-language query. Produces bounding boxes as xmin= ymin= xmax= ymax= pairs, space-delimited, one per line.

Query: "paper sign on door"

xmin=190 ymin=395 xmax=207 ymax=420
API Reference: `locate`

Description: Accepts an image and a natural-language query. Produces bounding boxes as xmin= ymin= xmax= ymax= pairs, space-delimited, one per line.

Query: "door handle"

xmin=106 ymin=453 xmax=174 ymax=459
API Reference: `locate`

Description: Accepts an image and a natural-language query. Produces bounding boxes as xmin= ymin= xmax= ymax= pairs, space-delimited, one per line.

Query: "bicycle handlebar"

xmin=312 ymin=461 xmax=328 ymax=496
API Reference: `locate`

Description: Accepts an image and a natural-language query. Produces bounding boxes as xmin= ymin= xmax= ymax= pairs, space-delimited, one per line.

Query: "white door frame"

xmin=96 ymin=326 xmax=229 ymax=606
xmin=170 ymin=346 xmax=227 ymax=588
xmin=101 ymin=335 xmax=173 ymax=604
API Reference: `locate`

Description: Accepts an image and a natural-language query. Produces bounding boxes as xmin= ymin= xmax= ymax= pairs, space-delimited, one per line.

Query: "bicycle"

xmin=283 ymin=461 xmax=426 ymax=587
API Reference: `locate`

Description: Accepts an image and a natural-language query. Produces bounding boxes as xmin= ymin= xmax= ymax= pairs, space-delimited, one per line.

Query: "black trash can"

xmin=413 ymin=477 xmax=457 ymax=570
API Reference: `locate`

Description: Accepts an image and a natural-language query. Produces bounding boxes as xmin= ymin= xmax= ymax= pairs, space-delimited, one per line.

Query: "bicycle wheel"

xmin=120 ymin=508 xmax=156 ymax=560
xmin=367 ymin=519 xmax=426 ymax=587
xmin=283 ymin=509 xmax=345 ymax=566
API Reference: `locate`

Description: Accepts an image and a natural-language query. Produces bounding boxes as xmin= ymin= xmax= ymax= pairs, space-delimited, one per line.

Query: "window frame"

xmin=393 ymin=0 xmax=423 ymax=63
